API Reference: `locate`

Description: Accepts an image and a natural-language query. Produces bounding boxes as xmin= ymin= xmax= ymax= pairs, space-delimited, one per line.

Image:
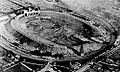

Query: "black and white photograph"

xmin=0 ymin=0 xmax=120 ymax=72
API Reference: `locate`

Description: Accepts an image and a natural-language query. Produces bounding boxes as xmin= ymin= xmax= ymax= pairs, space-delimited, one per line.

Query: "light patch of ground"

xmin=0 ymin=16 xmax=9 ymax=35
xmin=60 ymin=0 xmax=120 ymax=16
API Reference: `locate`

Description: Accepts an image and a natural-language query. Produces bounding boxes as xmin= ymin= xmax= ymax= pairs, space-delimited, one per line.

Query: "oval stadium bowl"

xmin=0 ymin=7 xmax=117 ymax=62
